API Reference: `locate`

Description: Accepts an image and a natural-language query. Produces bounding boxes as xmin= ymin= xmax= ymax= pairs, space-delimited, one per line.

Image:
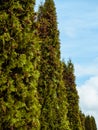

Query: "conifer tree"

xmin=79 ymin=111 xmax=85 ymax=130
xmin=85 ymin=116 xmax=92 ymax=130
xmin=0 ymin=0 xmax=40 ymax=129
xmin=90 ymin=116 xmax=97 ymax=130
xmin=62 ymin=60 xmax=82 ymax=130
xmin=37 ymin=0 xmax=70 ymax=129
xmin=85 ymin=115 xmax=97 ymax=130
xmin=57 ymin=62 xmax=70 ymax=130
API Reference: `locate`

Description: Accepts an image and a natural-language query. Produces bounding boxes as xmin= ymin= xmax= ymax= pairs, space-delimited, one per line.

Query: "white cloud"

xmin=78 ymin=76 xmax=98 ymax=109
xmin=77 ymin=76 xmax=98 ymax=127
xmin=75 ymin=59 xmax=98 ymax=127
xmin=75 ymin=63 xmax=98 ymax=77
xmin=58 ymin=0 xmax=98 ymax=127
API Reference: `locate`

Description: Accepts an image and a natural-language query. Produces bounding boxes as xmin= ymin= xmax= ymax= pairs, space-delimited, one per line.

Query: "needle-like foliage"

xmin=37 ymin=0 xmax=70 ymax=129
xmin=0 ymin=0 xmax=41 ymax=129
xmin=62 ymin=60 xmax=82 ymax=130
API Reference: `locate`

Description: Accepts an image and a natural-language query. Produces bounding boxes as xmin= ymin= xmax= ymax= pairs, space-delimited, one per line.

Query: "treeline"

xmin=0 ymin=0 xmax=97 ymax=130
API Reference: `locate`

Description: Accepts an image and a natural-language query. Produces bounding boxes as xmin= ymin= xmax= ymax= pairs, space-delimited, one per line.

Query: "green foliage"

xmin=0 ymin=0 xmax=97 ymax=130
xmin=85 ymin=115 xmax=97 ymax=130
xmin=56 ymin=63 xmax=71 ymax=130
xmin=0 ymin=0 xmax=40 ymax=129
xmin=91 ymin=116 xmax=97 ymax=130
xmin=37 ymin=0 xmax=70 ymax=129
xmin=79 ymin=111 xmax=85 ymax=130
xmin=62 ymin=60 xmax=82 ymax=130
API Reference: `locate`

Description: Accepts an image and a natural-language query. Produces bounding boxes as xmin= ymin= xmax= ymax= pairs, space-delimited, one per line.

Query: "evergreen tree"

xmin=85 ymin=115 xmax=92 ymax=130
xmin=0 ymin=0 xmax=40 ymax=129
xmin=57 ymin=62 xmax=71 ymax=130
xmin=37 ymin=0 xmax=70 ymax=129
xmin=62 ymin=60 xmax=82 ymax=130
xmin=79 ymin=111 xmax=85 ymax=130
xmin=85 ymin=115 xmax=97 ymax=130
xmin=90 ymin=116 xmax=97 ymax=130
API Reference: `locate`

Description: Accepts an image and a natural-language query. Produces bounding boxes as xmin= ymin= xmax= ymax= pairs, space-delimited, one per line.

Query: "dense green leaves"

xmin=0 ymin=0 xmax=40 ymax=129
xmin=85 ymin=115 xmax=97 ymax=130
xmin=37 ymin=0 xmax=70 ymax=129
xmin=80 ymin=111 xmax=85 ymax=130
xmin=0 ymin=0 xmax=97 ymax=130
xmin=62 ymin=60 xmax=82 ymax=130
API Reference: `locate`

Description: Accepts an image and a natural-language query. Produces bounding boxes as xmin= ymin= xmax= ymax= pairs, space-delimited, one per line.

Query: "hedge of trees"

xmin=0 ymin=0 xmax=97 ymax=130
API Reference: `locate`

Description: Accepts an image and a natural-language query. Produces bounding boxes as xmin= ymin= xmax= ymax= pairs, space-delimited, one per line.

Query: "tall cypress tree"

xmin=37 ymin=0 xmax=70 ymax=129
xmin=57 ymin=62 xmax=70 ymax=130
xmin=85 ymin=116 xmax=92 ymax=130
xmin=90 ymin=116 xmax=97 ymax=130
xmin=0 ymin=0 xmax=40 ymax=129
xmin=79 ymin=111 xmax=85 ymax=130
xmin=85 ymin=115 xmax=97 ymax=130
xmin=62 ymin=60 xmax=82 ymax=130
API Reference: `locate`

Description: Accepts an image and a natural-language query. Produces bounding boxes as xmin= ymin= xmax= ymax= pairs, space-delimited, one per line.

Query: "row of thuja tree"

xmin=0 ymin=0 xmax=97 ymax=129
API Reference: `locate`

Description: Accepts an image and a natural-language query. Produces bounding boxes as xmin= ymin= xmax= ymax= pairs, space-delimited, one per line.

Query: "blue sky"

xmin=35 ymin=0 xmax=98 ymax=127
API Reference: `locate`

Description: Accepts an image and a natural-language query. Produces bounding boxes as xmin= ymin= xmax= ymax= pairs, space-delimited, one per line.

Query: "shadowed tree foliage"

xmin=85 ymin=116 xmax=92 ymax=130
xmin=85 ymin=115 xmax=97 ymax=130
xmin=57 ymin=62 xmax=70 ymax=130
xmin=0 ymin=0 xmax=41 ymax=129
xmin=0 ymin=0 xmax=97 ymax=130
xmin=37 ymin=0 xmax=70 ymax=129
xmin=79 ymin=111 xmax=85 ymax=130
xmin=62 ymin=60 xmax=82 ymax=130
xmin=90 ymin=116 xmax=97 ymax=130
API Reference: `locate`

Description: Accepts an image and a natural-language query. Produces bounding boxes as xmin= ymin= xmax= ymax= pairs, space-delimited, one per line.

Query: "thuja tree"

xmin=57 ymin=62 xmax=71 ymax=130
xmin=79 ymin=111 xmax=85 ymax=130
xmin=85 ymin=116 xmax=92 ymax=130
xmin=90 ymin=116 xmax=97 ymax=130
xmin=62 ymin=60 xmax=82 ymax=130
xmin=85 ymin=115 xmax=97 ymax=130
xmin=91 ymin=116 xmax=97 ymax=130
xmin=0 ymin=0 xmax=40 ymax=129
xmin=37 ymin=0 xmax=70 ymax=129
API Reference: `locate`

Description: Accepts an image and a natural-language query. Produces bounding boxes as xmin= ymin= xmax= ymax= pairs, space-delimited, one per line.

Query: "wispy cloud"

xmin=78 ymin=76 xmax=98 ymax=110
xmin=59 ymin=5 xmax=98 ymax=39
xmin=77 ymin=76 xmax=98 ymax=125
xmin=75 ymin=56 xmax=98 ymax=127
xmin=75 ymin=63 xmax=98 ymax=78
xmin=59 ymin=2 xmax=98 ymax=63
